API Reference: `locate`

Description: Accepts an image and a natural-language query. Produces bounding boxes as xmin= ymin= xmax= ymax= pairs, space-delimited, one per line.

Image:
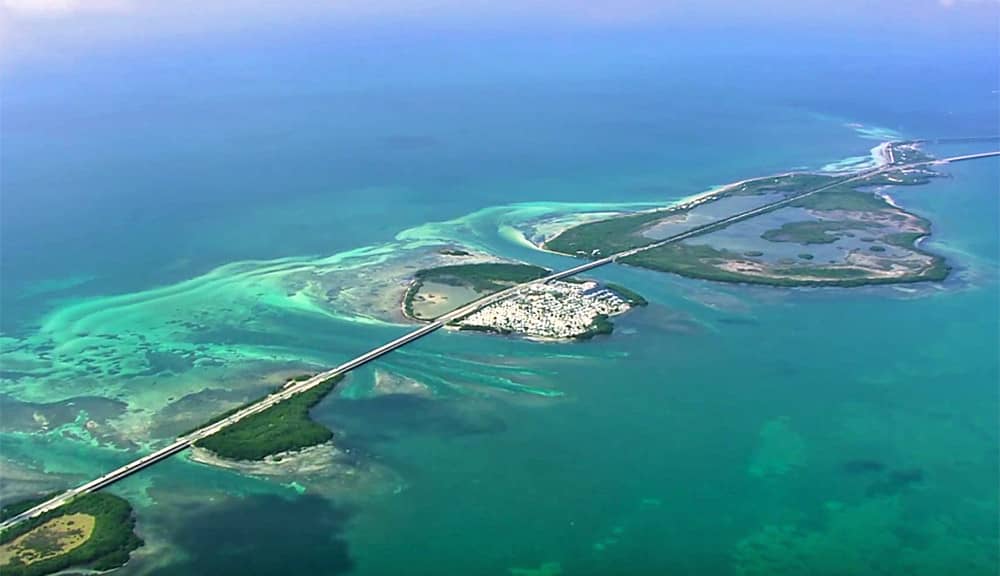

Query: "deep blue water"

xmin=1 ymin=19 xmax=998 ymax=576
xmin=3 ymin=28 xmax=996 ymax=330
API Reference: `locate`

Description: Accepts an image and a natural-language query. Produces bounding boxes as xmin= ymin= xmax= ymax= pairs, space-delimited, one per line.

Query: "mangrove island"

xmin=0 ymin=493 xmax=142 ymax=576
xmin=543 ymin=141 xmax=949 ymax=287
xmin=194 ymin=374 xmax=343 ymax=461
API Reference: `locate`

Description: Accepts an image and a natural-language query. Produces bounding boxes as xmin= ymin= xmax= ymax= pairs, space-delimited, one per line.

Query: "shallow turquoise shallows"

xmin=1 ymin=27 xmax=997 ymax=576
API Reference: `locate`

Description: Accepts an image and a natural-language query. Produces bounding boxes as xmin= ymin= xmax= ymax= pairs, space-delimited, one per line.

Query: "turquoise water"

xmin=1 ymin=27 xmax=997 ymax=575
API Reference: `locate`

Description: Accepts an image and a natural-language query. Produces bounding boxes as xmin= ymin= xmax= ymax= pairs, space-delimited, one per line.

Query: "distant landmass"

xmin=542 ymin=142 xmax=949 ymax=287
xmin=403 ymin=261 xmax=645 ymax=339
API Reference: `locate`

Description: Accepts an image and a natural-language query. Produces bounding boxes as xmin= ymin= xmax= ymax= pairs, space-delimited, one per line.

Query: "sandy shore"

xmin=314 ymin=246 xmax=508 ymax=325
xmin=531 ymin=177 xmax=771 ymax=252
xmin=188 ymin=442 xmax=343 ymax=477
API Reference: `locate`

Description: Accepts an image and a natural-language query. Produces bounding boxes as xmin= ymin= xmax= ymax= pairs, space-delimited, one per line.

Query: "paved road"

xmin=3 ymin=150 xmax=997 ymax=531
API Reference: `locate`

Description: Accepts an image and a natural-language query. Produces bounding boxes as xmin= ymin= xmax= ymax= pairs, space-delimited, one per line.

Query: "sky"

xmin=1 ymin=0 xmax=998 ymax=72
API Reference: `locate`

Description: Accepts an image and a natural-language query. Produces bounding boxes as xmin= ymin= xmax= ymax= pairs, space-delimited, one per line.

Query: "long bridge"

xmin=2 ymin=148 xmax=998 ymax=531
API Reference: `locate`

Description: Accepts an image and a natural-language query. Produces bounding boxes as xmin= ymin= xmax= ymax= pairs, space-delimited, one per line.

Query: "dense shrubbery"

xmin=760 ymin=220 xmax=875 ymax=245
xmin=577 ymin=315 xmax=613 ymax=340
xmin=404 ymin=263 xmax=550 ymax=318
xmin=0 ymin=494 xmax=60 ymax=523
xmin=728 ymin=173 xmax=839 ymax=197
xmin=195 ymin=375 xmax=342 ymax=461
xmin=604 ymin=283 xmax=647 ymax=306
xmin=548 ymin=164 xmax=949 ymax=287
xmin=414 ymin=263 xmax=549 ymax=291
xmin=545 ymin=174 xmax=847 ymax=257
xmin=544 ymin=209 xmax=669 ymax=256
xmin=0 ymin=493 xmax=142 ymax=576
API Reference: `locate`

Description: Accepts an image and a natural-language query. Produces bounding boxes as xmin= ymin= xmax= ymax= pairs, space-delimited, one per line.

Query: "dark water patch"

xmin=319 ymin=394 xmax=507 ymax=446
xmin=0 ymin=369 xmax=43 ymax=379
xmin=894 ymin=522 xmax=934 ymax=550
xmin=143 ymin=350 xmax=195 ymax=375
xmin=0 ymin=394 xmax=127 ymax=432
xmin=624 ymin=305 xmax=703 ymax=335
xmin=867 ymin=468 xmax=925 ymax=497
xmin=187 ymin=327 xmax=287 ymax=347
xmin=842 ymin=459 xmax=885 ymax=475
xmin=146 ymin=494 xmax=354 ymax=576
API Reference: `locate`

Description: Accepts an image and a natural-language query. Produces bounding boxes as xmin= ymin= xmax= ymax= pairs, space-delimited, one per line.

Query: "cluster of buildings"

xmin=457 ymin=280 xmax=632 ymax=339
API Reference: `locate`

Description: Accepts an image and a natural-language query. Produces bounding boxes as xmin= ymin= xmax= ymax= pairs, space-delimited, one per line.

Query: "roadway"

xmin=933 ymin=151 xmax=1000 ymax=163
xmin=2 ymin=149 xmax=997 ymax=531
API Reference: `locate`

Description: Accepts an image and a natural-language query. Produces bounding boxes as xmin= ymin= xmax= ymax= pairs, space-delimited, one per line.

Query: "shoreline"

xmin=533 ymin=141 xmax=952 ymax=289
xmin=532 ymin=139 xmax=927 ymax=254
xmin=536 ymin=171 xmax=802 ymax=252
xmin=187 ymin=442 xmax=340 ymax=475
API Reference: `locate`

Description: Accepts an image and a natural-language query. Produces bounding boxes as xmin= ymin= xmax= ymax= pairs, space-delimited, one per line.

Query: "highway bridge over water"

xmin=2 ymin=148 xmax=998 ymax=531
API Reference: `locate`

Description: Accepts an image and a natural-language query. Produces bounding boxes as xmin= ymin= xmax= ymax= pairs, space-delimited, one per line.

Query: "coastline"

xmin=535 ymin=172 xmax=802 ymax=253
xmin=188 ymin=442 xmax=341 ymax=476
xmin=533 ymin=141 xmax=953 ymax=289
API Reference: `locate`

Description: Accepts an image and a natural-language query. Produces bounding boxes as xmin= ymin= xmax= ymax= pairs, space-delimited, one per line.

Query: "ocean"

xmin=1 ymin=24 xmax=997 ymax=575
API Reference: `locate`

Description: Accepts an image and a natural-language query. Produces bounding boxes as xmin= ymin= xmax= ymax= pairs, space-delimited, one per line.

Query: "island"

xmin=403 ymin=262 xmax=646 ymax=340
xmin=193 ymin=374 xmax=342 ymax=461
xmin=403 ymin=262 xmax=550 ymax=320
xmin=542 ymin=142 xmax=949 ymax=287
xmin=0 ymin=493 xmax=142 ymax=576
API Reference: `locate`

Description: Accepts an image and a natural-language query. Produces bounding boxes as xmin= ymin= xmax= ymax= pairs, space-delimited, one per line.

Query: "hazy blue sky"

xmin=2 ymin=0 xmax=997 ymax=71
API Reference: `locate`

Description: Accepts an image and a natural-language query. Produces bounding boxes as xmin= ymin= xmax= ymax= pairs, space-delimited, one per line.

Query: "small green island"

xmin=403 ymin=261 xmax=645 ymax=340
xmin=194 ymin=374 xmax=342 ymax=461
xmin=403 ymin=262 xmax=550 ymax=320
xmin=543 ymin=142 xmax=949 ymax=287
xmin=0 ymin=493 xmax=142 ymax=576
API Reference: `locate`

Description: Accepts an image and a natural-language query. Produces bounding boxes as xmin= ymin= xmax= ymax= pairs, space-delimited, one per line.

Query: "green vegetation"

xmin=178 ymin=395 xmax=261 ymax=437
xmin=761 ymin=220 xmax=878 ymax=244
xmin=789 ymin=187 xmax=890 ymax=212
xmin=862 ymin=169 xmax=934 ymax=186
xmin=544 ymin=209 xmax=668 ymax=256
xmin=577 ymin=315 xmax=614 ymax=340
xmin=0 ymin=495 xmax=59 ymax=523
xmin=195 ymin=375 xmax=342 ymax=461
xmin=772 ymin=266 xmax=870 ymax=280
xmin=438 ymin=248 xmax=471 ymax=256
xmin=727 ymin=173 xmax=840 ymax=197
xmin=179 ymin=374 xmax=317 ymax=437
xmin=884 ymin=227 xmax=930 ymax=248
xmin=545 ymin=147 xmax=951 ymax=288
xmin=622 ymin=243 xmax=763 ymax=284
xmin=604 ymin=283 xmax=648 ymax=306
xmin=457 ymin=324 xmax=510 ymax=335
xmin=545 ymin=173 xmax=852 ymax=258
xmin=0 ymin=493 xmax=142 ymax=576
xmin=621 ymin=240 xmax=948 ymax=288
xmin=404 ymin=263 xmax=550 ymax=318
xmin=459 ymin=313 xmax=616 ymax=340
xmin=885 ymin=143 xmax=935 ymax=166
xmin=414 ymin=263 xmax=549 ymax=291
